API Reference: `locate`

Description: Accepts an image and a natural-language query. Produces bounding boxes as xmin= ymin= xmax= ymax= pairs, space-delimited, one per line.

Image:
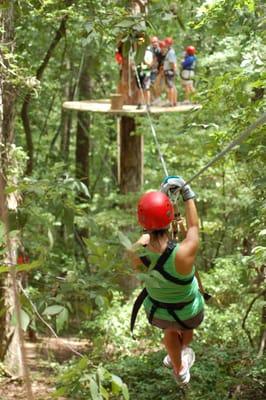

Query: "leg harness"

xmin=130 ymin=240 xmax=195 ymax=334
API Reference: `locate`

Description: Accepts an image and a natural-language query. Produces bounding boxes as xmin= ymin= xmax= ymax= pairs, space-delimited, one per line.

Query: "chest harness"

xmin=130 ymin=240 xmax=195 ymax=335
xmin=180 ymin=58 xmax=196 ymax=81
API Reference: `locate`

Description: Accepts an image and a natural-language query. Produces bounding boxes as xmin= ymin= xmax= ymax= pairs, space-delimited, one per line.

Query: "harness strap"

xmin=130 ymin=241 xmax=198 ymax=335
xmin=148 ymin=297 xmax=194 ymax=311
xmin=130 ymin=288 xmax=148 ymax=335
xmin=139 ymin=255 xmax=151 ymax=267
xmin=154 ymin=239 xmax=176 ymax=265
xmin=153 ymin=240 xmax=194 ymax=285
xmin=154 ymin=264 xmax=194 ymax=285
xmin=148 ymin=303 xmax=157 ymax=324
xmin=131 ymin=240 xmax=183 ymax=335
xmin=131 ymin=290 xmax=194 ymax=334
xmin=148 ymin=296 xmax=194 ymax=329
xmin=167 ymin=309 xmax=192 ymax=330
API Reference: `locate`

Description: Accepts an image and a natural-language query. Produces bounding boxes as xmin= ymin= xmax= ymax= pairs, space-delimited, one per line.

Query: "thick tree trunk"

xmin=0 ymin=2 xmax=15 ymax=145
xmin=0 ymin=0 xmax=18 ymax=363
xmin=118 ymin=55 xmax=139 ymax=105
xmin=0 ymin=13 xmax=5 ymax=361
xmin=0 ymin=9 xmax=33 ymax=398
xmin=118 ymin=116 xmax=143 ymax=193
xmin=117 ymin=0 xmax=147 ymax=193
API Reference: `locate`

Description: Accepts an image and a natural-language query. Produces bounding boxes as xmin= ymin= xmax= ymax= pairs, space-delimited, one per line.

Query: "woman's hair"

xmin=143 ymin=228 xmax=169 ymax=240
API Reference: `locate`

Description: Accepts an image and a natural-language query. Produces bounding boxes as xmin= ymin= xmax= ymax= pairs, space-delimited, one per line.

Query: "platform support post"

xmin=118 ymin=116 xmax=143 ymax=194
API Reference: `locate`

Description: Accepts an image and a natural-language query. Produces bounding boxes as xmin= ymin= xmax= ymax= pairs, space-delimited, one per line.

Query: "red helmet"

xmin=115 ymin=51 xmax=123 ymax=64
xmin=164 ymin=37 xmax=173 ymax=47
xmin=186 ymin=46 xmax=196 ymax=55
xmin=159 ymin=40 xmax=167 ymax=49
xmin=137 ymin=191 xmax=174 ymax=231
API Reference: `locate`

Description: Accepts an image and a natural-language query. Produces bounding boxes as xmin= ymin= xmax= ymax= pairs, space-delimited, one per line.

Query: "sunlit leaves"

xmin=55 ymin=358 xmax=129 ymax=400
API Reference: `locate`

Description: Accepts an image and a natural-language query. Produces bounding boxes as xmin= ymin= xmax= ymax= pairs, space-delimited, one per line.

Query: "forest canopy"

xmin=0 ymin=1 xmax=265 ymax=399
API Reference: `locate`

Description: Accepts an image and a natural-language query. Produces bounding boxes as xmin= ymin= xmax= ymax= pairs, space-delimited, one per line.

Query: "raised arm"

xmin=176 ymin=199 xmax=199 ymax=272
xmin=161 ymin=176 xmax=199 ymax=274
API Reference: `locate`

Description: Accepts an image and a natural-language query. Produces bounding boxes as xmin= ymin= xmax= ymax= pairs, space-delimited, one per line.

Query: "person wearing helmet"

xmin=149 ymin=36 xmax=164 ymax=87
xmin=135 ymin=43 xmax=153 ymax=110
xmin=148 ymin=39 xmax=168 ymax=105
xmin=129 ymin=177 xmax=204 ymax=385
xmin=162 ymin=37 xmax=178 ymax=106
xmin=180 ymin=46 xmax=197 ymax=103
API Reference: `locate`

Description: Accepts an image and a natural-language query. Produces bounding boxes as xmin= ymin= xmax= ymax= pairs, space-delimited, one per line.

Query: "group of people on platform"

xmin=115 ymin=36 xmax=197 ymax=109
xmin=136 ymin=36 xmax=196 ymax=108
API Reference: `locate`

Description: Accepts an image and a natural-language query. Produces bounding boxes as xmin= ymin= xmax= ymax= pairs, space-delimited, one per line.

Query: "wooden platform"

xmin=62 ymin=100 xmax=202 ymax=114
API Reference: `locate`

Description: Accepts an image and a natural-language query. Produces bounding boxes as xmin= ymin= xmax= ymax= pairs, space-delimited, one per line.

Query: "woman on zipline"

xmin=129 ymin=176 xmax=204 ymax=384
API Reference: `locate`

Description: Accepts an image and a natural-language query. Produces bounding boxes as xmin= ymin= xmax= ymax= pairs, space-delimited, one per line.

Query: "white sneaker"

xmin=178 ymin=348 xmax=195 ymax=384
xmin=163 ymin=354 xmax=172 ymax=368
xmin=163 ymin=347 xmax=195 ymax=384
xmin=182 ymin=347 xmax=195 ymax=366
xmin=163 ymin=347 xmax=195 ymax=368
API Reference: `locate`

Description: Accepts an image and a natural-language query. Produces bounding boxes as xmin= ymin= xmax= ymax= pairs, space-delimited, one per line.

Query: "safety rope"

xmin=134 ymin=64 xmax=169 ymax=176
xmin=134 ymin=59 xmax=266 ymax=184
xmin=19 ymin=282 xmax=84 ymax=358
xmin=185 ymin=112 xmax=266 ymax=187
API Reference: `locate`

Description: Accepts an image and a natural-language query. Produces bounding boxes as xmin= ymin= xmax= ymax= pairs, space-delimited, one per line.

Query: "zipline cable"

xmin=146 ymin=109 xmax=169 ymax=177
xmin=184 ymin=112 xmax=266 ymax=187
xmin=134 ymin=64 xmax=169 ymax=177
xmin=18 ymin=281 xmax=84 ymax=358
xmin=134 ymin=59 xmax=265 ymax=185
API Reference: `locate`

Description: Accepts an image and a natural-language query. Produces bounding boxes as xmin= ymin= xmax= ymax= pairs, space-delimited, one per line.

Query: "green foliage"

xmin=1 ymin=0 xmax=265 ymax=398
xmin=54 ymin=356 xmax=129 ymax=400
xmin=77 ymin=256 xmax=264 ymax=399
xmin=81 ymin=291 xmax=160 ymax=358
xmin=117 ymin=346 xmax=265 ymax=400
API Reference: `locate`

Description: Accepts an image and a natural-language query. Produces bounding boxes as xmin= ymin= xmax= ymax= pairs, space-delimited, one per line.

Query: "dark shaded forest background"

xmin=0 ymin=1 xmax=265 ymax=399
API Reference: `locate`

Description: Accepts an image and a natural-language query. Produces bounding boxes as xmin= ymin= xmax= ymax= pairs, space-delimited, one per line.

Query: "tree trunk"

xmin=118 ymin=116 xmax=143 ymax=193
xmin=117 ymin=0 xmax=147 ymax=193
xmin=0 ymin=7 xmax=34 ymax=396
xmin=60 ymin=58 xmax=72 ymax=161
xmin=21 ymin=11 xmax=70 ymax=174
xmin=75 ymin=55 xmax=91 ymax=189
xmin=74 ymin=54 xmax=91 ymax=241
xmin=0 ymin=2 xmax=15 ymax=145
xmin=0 ymin=0 xmax=18 ymax=363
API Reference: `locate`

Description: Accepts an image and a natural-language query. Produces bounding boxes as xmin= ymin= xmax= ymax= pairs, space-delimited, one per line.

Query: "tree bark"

xmin=0 ymin=0 xmax=16 ymax=362
xmin=21 ymin=11 xmax=70 ymax=175
xmin=75 ymin=55 xmax=91 ymax=189
xmin=60 ymin=59 xmax=72 ymax=161
xmin=258 ymin=284 xmax=266 ymax=357
xmin=117 ymin=0 xmax=146 ymax=193
xmin=0 ymin=2 xmax=15 ymax=145
xmin=118 ymin=116 xmax=143 ymax=193
xmin=0 ymin=6 xmax=34 ymax=398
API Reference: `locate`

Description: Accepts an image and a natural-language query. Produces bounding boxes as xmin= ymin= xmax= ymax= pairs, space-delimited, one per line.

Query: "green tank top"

xmin=139 ymin=245 xmax=204 ymax=322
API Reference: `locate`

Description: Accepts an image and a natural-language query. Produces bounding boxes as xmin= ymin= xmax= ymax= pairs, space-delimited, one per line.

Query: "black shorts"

xmin=136 ymin=70 xmax=151 ymax=90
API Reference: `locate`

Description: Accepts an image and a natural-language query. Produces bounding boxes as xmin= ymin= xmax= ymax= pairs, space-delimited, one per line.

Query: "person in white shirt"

xmin=135 ymin=46 xmax=153 ymax=109
xmin=162 ymin=37 xmax=177 ymax=106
